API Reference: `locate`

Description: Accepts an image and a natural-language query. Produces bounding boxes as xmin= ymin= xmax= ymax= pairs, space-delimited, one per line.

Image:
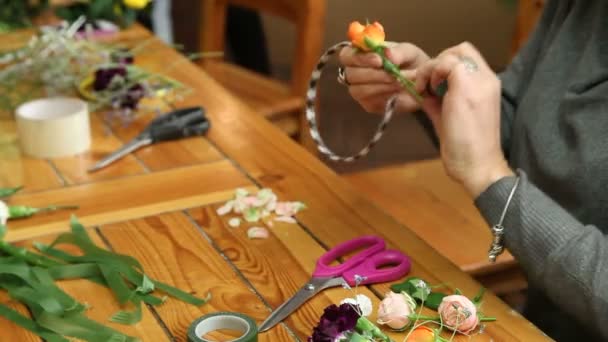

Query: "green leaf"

xmin=89 ymin=0 xmax=115 ymax=19
xmin=424 ymin=292 xmax=447 ymax=310
xmin=120 ymin=8 xmax=137 ymax=28
xmin=390 ymin=279 xmax=416 ymax=294
xmin=0 ymin=304 xmax=68 ymax=342
xmin=37 ymin=311 xmax=140 ymax=342
xmin=110 ymin=298 xmax=142 ymax=325
xmin=99 ymin=264 xmax=135 ymax=305
xmin=0 ymin=224 xmax=6 ymax=241
xmin=154 ymin=280 xmax=211 ymax=306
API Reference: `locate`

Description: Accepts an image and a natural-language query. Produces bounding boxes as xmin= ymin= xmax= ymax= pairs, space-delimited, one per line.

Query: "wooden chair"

xmin=199 ymin=0 xmax=326 ymax=150
xmin=511 ymin=0 xmax=546 ymax=58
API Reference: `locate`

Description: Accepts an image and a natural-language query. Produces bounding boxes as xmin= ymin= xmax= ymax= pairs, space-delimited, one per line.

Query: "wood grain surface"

xmin=5 ymin=161 xmax=254 ymax=242
xmin=99 ymin=212 xmax=296 ymax=341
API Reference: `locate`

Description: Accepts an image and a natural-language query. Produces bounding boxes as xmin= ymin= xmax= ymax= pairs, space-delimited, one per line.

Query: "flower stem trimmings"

xmin=217 ymin=188 xmax=306 ymax=239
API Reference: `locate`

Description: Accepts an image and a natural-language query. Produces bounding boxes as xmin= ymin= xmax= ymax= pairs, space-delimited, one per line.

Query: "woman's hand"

xmin=415 ymin=42 xmax=514 ymax=197
xmin=338 ymin=42 xmax=429 ymax=114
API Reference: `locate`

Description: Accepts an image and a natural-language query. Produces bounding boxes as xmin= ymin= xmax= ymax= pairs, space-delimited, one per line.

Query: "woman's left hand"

xmin=415 ymin=42 xmax=514 ymax=197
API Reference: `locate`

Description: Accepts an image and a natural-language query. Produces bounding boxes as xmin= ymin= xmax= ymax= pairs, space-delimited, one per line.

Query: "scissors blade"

xmin=88 ymin=137 xmax=152 ymax=172
xmin=259 ymin=277 xmax=344 ymax=332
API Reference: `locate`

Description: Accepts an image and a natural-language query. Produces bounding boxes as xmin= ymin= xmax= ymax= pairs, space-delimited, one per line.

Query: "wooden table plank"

xmin=51 ymin=114 xmax=147 ymax=185
xmin=12 ymin=232 xmax=171 ymax=341
xmin=98 ymin=212 xmax=296 ymax=341
xmin=5 ymin=161 xmax=254 ymax=242
xmin=105 ymin=112 xmax=224 ymax=171
xmin=0 ymin=120 xmax=63 ymax=192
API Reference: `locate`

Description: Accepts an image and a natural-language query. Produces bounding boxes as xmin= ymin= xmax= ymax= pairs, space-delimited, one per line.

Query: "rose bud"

xmin=347 ymin=21 xmax=386 ymax=51
xmin=377 ymin=291 xmax=416 ymax=330
xmin=437 ymin=295 xmax=479 ymax=333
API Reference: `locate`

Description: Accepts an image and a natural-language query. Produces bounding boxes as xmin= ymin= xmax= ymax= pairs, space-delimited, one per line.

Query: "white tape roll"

xmin=16 ymin=97 xmax=91 ymax=158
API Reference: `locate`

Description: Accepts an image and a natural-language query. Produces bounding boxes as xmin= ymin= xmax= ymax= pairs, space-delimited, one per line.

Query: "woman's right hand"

xmin=338 ymin=42 xmax=430 ymax=114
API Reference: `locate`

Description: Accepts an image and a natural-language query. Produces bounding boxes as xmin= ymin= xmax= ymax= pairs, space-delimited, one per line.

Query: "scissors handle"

xmin=149 ymin=119 xmax=209 ymax=142
xmin=342 ymin=249 xmax=411 ymax=287
xmin=313 ymin=236 xmax=385 ymax=278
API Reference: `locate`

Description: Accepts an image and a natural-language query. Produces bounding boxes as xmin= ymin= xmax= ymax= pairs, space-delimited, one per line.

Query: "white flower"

xmin=274 ymin=216 xmax=296 ymax=224
xmin=0 ymin=200 xmax=8 ymax=225
xmin=341 ymin=294 xmax=373 ymax=317
xmin=228 ymin=218 xmax=241 ymax=228
xmin=216 ymin=200 xmax=234 ymax=216
xmin=247 ymin=227 xmax=269 ymax=239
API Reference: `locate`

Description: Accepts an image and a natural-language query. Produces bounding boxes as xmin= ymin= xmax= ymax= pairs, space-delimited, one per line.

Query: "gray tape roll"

xmin=188 ymin=312 xmax=258 ymax=342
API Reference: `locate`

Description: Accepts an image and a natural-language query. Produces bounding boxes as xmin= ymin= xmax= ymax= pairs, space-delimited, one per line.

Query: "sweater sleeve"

xmin=497 ymin=0 xmax=560 ymax=156
xmin=475 ymin=170 xmax=608 ymax=339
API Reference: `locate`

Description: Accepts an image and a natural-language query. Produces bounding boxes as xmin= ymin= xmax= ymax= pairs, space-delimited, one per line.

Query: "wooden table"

xmin=0 ymin=26 xmax=550 ymax=341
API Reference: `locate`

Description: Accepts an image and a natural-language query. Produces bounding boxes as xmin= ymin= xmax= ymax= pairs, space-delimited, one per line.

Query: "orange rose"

xmin=347 ymin=21 xmax=385 ymax=51
xmin=406 ymin=326 xmax=436 ymax=342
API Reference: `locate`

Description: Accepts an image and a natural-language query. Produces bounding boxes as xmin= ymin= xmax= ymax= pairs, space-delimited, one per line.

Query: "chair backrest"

xmin=200 ymin=0 xmax=326 ymax=97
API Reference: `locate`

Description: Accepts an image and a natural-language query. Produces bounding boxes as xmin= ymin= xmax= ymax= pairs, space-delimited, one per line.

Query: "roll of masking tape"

xmin=188 ymin=312 xmax=258 ymax=342
xmin=16 ymin=97 xmax=91 ymax=158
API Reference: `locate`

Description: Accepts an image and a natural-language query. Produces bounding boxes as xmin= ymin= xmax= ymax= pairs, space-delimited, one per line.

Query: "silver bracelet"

xmin=488 ymin=176 xmax=520 ymax=262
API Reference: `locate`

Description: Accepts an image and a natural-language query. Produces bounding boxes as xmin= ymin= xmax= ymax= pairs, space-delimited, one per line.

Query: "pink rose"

xmin=377 ymin=292 xmax=416 ymax=330
xmin=437 ymin=295 xmax=479 ymax=333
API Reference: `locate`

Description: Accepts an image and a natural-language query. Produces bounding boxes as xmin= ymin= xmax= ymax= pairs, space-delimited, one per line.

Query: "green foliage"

xmin=54 ymin=0 xmax=150 ymax=28
xmin=0 ymin=0 xmax=49 ymax=33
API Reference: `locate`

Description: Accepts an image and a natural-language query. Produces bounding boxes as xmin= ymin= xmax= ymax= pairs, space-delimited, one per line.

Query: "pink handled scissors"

xmin=259 ymin=235 xmax=411 ymax=332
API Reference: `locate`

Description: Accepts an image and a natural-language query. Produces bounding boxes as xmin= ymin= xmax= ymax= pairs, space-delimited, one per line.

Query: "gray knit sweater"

xmin=474 ymin=1 xmax=608 ymax=340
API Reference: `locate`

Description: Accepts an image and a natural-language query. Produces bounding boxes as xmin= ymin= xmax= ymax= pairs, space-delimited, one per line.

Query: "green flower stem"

xmin=364 ymin=37 xmax=423 ymax=103
xmin=355 ymin=317 xmax=391 ymax=342
xmin=410 ymin=314 xmax=440 ymax=321
xmin=0 ymin=186 xmax=23 ymax=198
xmin=479 ymin=317 xmax=497 ymax=322
xmin=8 ymin=205 xmax=79 ymax=219
xmin=410 ymin=314 xmax=496 ymax=322
xmin=348 ymin=332 xmax=369 ymax=342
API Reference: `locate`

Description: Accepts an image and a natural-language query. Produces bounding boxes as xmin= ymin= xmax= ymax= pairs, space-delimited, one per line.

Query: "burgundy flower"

xmin=116 ymin=83 xmax=146 ymax=109
xmin=93 ymin=66 xmax=127 ymax=91
xmin=309 ymin=304 xmax=360 ymax=342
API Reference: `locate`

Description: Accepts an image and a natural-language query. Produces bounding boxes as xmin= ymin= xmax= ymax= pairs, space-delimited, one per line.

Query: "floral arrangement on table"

xmin=310 ymin=277 xmax=495 ymax=342
xmin=0 ymin=185 xmax=210 ymax=341
xmin=54 ymin=0 xmax=152 ymax=30
xmin=0 ymin=0 xmax=50 ymax=33
xmin=0 ymin=18 xmax=194 ymax=124
xmin=0 ymin=0 xmax=151 ymax=34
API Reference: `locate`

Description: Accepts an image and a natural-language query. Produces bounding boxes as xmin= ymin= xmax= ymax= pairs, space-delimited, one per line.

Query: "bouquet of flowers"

xmin=54 ymin=0 xmax=152 ymax=29
xmin=309 ymin=277 xmax=495 ymax=342
xmin=0 ymin=18 xmax=190 ymax=124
